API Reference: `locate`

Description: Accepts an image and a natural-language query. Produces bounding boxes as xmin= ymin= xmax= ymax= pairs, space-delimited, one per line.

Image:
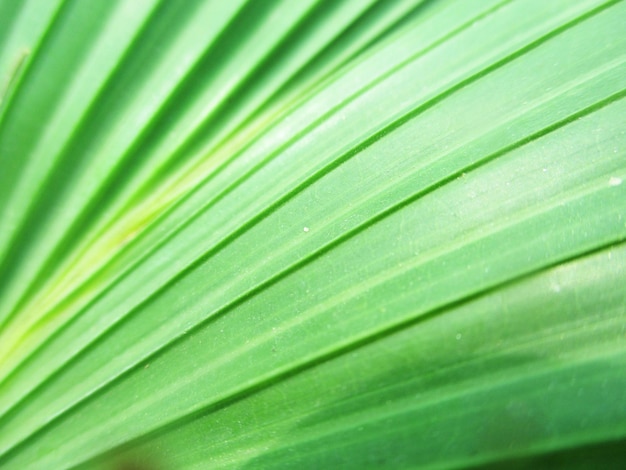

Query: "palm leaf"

xmin=0 ymin=0 xmax=624 ymax=468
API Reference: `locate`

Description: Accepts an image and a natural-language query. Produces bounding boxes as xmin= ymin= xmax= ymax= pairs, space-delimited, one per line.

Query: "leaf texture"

xmin=0 ymin=0 xmax=625 ymax=468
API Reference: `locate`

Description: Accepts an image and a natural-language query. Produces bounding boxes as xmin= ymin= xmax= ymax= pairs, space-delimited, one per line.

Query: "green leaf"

xmin=0 ymin=0 xmax=624 ymax=468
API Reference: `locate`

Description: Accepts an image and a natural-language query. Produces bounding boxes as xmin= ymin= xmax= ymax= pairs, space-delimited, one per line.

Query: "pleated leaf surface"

xmin=0 ymin=0 xmax=625 ymax=468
